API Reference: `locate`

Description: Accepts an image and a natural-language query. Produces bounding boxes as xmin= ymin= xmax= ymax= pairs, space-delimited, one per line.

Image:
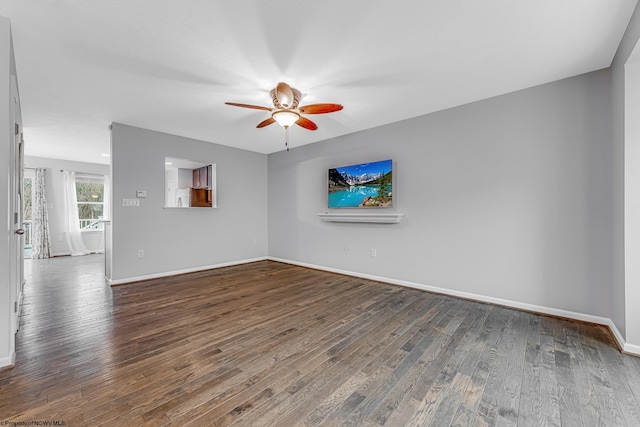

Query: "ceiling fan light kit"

xmin=225 ymin=82 xmax=343 ymax=151
xmin=272 ymin=110 xmax=300 ymax=128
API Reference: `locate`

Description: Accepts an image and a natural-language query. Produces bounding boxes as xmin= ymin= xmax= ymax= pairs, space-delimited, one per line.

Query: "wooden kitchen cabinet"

xmin=192 ymin=166 xmax=209 ymax=188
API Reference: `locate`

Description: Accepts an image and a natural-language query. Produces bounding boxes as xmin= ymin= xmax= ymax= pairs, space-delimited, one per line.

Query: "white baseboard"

xmin=607 ymin=320 xmax=626 ymax=350
xmin=101 ymin=255 xmax=640 ymax=357
xmin=0 ymin=354 xmax=14 ymax=369
xmin=606 ymin=321 xmax=640 ymax=356
xmin=624 ymin=343 xmax=640 ymax=355
xmin=268 ymin=257 xmax=639 ymax=356
xmin=108 ymin=257 xmax=269 ymax=285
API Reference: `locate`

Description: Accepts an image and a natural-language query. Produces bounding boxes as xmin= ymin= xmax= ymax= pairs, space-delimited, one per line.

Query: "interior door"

xmin=9 ymin=76 xmax=24 ymax=348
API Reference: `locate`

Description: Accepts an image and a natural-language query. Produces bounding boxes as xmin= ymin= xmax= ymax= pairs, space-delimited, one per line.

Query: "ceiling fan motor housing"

xmin=271 ymin=82 xmax=301 ymax=110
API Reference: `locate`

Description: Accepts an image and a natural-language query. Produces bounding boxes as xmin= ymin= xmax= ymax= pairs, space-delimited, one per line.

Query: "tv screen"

xmin=328 ymin=159 xmax=392 ymax=208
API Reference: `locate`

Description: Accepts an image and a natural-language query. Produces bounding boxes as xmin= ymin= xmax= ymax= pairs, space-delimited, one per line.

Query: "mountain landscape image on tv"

xmin=328 ymin=159 xmax=392 ymax=208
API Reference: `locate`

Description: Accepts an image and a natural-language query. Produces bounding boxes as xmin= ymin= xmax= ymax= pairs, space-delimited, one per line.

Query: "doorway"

xmin=22 ymin=168 xmax=33 ymax=258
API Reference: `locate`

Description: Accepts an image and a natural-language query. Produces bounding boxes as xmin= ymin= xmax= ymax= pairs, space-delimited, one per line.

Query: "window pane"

xmin=76 ymin=181 xmax=104 ymax=202
xmin=78 ymin=203 xmax=104 ymax=230
xmin=78 ymin=203 xmax=103 ymax=218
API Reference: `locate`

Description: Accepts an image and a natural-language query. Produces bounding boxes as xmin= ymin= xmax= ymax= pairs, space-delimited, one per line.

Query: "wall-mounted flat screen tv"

xmin=328 ymin=159 xmax=392 ymax=208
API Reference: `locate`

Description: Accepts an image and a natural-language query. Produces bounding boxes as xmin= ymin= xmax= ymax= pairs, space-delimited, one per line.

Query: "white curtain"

xmin=97 ymin=174 xmax=110 ymax=253
xmin=31 ymin=168 xmax=52 ymax=259
xmin=62 ymin=170 xmax=90 ymax=256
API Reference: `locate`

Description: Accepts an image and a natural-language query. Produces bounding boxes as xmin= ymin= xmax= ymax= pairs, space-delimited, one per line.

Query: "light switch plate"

xmin=123 ymin=198 xmax=140 ymax=207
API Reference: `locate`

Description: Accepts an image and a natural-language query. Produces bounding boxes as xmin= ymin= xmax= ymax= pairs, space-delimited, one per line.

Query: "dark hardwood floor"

xmin=1 ymin=256 xmax=639 ymax=426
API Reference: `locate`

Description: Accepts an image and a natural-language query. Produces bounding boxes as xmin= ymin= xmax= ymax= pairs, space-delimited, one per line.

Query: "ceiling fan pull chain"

xmin=286 ymin=127 xmax=290 ymax=152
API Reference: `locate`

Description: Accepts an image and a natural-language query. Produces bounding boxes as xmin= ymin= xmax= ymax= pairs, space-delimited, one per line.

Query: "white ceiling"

xmin=0 ymin=1 xmax=637 ymax=165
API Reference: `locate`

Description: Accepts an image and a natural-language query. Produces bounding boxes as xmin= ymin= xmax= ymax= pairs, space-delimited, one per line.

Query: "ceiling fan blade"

xmin=225 ymin=102 xmax=272 ymax=111
xmin=257 ymin=117 xmax=276 ymax=128
xmin=299 ymin=104 xmax=343 ymax=114
xmin=295 ymin=116 xmax=318 ymax=131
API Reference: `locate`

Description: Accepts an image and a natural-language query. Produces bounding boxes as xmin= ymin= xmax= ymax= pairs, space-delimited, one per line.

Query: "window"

xmin=75 ymin=174 xmax=104 ymax=231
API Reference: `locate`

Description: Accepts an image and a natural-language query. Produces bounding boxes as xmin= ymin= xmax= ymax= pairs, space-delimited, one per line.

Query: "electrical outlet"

xmin=344 ymin=246 xmax=350 ymax=254
xmin=252 ymin=238 xmax=257 ymax=245
xmin=57 ymin=235 xmax=63 ymax=242
xmin=138 ymin=249 xmax=144 ymax=258
xmin=371 ymin=248 xmax=377 ymax=258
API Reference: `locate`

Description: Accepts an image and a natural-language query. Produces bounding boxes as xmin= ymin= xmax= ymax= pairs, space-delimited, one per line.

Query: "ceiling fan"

xmin=225 ymin=82 xmax=343 ymax=151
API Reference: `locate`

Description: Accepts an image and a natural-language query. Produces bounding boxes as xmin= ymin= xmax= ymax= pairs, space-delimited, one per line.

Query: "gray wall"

xmin=24 ymin=156 xmax=110 ymax=255
xmin=268 ymin=70 xmax=613 ymax=319
xmin=611 ymin=2 xmax=640 ymax=344
xmin=110 ymin=123 xmax=268 ymax=282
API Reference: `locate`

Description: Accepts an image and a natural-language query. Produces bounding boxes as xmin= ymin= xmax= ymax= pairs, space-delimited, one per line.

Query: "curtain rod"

xmin=60 ymin=169 xmax=105 ymax=177
xmin=24 ymin=167 xmax=106 ymax=177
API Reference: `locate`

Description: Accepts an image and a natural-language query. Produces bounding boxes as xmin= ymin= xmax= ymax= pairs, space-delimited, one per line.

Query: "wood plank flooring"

xmin=1 ymin=255 xmax=640 ymax=426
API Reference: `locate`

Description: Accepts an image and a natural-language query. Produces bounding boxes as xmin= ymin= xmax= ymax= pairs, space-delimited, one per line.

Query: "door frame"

xmin=9 ymin=75 xmax=23 ymax=360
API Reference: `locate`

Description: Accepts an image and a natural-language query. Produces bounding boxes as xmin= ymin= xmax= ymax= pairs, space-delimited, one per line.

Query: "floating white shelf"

xmin=317 ymin=212 xmax=404 ymax=224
